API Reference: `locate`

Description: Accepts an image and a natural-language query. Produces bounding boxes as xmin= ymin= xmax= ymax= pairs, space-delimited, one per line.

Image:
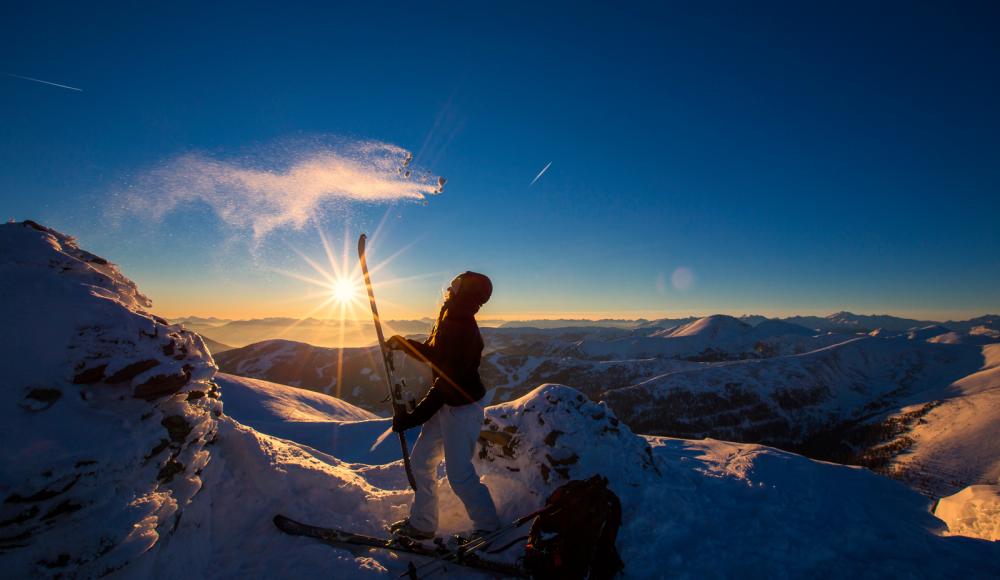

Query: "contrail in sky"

xmin=529 ymin=161 xmax=552 ymax=187
xmin=6 ymin=73 xmax=82 ymax=92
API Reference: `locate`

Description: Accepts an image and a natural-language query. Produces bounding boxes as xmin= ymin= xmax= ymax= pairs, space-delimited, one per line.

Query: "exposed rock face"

xmin=0 ymin=221 xmax=221 ymax=577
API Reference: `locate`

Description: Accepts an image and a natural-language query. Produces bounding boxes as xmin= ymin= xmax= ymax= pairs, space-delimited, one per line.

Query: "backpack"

xmin=522 ymin=474 xmax=624 ymax=579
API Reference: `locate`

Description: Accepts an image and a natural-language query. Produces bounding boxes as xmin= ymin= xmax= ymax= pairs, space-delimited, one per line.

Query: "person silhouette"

xmin=387 ymin=271 xmax=500 ymax=539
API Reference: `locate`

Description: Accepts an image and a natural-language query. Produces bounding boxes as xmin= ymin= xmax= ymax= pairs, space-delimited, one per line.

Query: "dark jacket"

xmin=398 ymin=303 xmax=486 ymax=427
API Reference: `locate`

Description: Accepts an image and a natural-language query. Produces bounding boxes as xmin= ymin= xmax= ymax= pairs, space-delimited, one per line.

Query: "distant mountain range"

xmin=174 ymin=312 xmax=999 ymax=350
xmin=170 ymin=316 xmax=440 ymax=348
xmin=214 ymin=311 xmax=999 ymax=498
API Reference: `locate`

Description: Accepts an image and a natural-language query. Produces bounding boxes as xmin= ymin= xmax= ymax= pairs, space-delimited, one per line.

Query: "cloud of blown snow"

xmin=119 ymin=139 xmax=442 ymax=239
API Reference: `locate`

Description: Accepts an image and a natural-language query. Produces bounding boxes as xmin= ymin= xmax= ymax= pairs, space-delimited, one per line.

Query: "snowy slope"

xmin=200 ymin=336 xmax=234 ymax=354
xmin=3 ymin=221 xmax=997 ymax=578
xmin=886 ymin=344 xmax=1000 ymax=497
xmin=215 ymin=339 xmax=433 ymax=414
xmin=602 ymin=336 xmax=987 ymax=458
xmin=218 ymin=373 xmax=376 ymax=423
xmin=129 ymin=384 xmax=999 ymax=578
xmin=218 ymin=317 xmax=998 ymax=493
xmin=107 ymin=382 xmax=1000 ymax=579
xmin=214 ymin=373 xmax=417 ymax=465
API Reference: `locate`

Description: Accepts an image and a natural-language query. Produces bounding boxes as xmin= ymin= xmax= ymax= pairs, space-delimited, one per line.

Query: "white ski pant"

xmin=409 ymin=402 xmax=500 ymax=533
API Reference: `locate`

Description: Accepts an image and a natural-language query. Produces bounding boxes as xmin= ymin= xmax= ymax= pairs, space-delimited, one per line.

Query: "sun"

xmin=274 ymin=226 xmax=429 ymax=329
xmin=331 ymin=278 xmax=358 ymax=304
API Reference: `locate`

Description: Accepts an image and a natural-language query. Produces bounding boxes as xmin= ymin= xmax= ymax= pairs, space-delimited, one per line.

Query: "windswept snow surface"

xmin=934 ymin=485 xmax=1000 ymax=541
xmin=218 ymin=373 xmax=376 ymax=423
xmin=215 ymin=373 xmax=417 ymax=465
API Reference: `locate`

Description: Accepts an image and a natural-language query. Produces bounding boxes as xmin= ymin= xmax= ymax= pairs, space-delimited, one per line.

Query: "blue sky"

xmin=2 ymin=1 xmax=998 ymax=321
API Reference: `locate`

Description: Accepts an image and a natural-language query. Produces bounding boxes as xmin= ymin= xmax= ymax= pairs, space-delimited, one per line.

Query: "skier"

xmin=386 ymin=271 xmax=501 ymax=540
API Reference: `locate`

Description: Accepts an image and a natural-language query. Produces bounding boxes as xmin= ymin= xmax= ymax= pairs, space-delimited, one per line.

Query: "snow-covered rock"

xmin=478 ymin=384 xmax=658 ymax=498
xmin=934 ymin=485 xmax=1000 ymax=541
xmin=0 ymin=221 xmax=221 ymax=576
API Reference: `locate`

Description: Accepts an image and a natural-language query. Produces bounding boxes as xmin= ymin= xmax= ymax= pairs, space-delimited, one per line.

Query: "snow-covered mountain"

xmin=200 ymin=336 xmax=234 ymax=354
xmin=579 ymin=314 xmax=823 ymax=361
xmin=602 ymin=335 xmax=1000 ymax=490
xmin=882 ymin=343 xmax=1000 ymax=497
xmin=945 ymin=314 xmax=1000 ymax=335
xmin=785 ymin=311 xmax=938 ymax=333
xmin=216 ymin=312 xmax=999 ymax=494
xmin=175 ymin=316 xmax=437 ymax=349
xmin=213 ymin=326 xmax=641 ymax=410
xmin=214 ymin=339 xmax=434 ymax=414
xmin=2 ymin=221 xmax=998 ymax=578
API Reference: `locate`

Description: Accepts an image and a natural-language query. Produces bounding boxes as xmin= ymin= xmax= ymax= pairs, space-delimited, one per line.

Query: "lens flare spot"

xmin=671 ymin=267 xmax=694 ymax=291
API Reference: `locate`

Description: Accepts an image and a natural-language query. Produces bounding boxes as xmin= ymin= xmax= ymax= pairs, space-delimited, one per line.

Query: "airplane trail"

xmin=529 ymin=161 xmax=552 ymax=187
xmin=6 ymin=73 xmax=83 ymax=92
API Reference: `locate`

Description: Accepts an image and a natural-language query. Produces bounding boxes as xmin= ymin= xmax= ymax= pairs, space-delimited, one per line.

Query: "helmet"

xmin=453 ymin=271 xmax=492 ymax=306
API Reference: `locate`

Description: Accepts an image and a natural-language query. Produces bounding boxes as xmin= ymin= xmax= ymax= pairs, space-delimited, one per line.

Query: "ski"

xmin=358 ymin=233 xmax=418 ymax=491
xmin=273 ymin=515 xmax=525 ymax=578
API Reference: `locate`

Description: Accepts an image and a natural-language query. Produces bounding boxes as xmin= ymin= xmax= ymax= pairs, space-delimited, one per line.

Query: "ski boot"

xmin=389 ymin=518 xmax=434 ymax=542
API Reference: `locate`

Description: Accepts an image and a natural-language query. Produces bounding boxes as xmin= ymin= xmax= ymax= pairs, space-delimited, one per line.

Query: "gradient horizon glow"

xmin=2 ymin=3 xmax=998 ymax=323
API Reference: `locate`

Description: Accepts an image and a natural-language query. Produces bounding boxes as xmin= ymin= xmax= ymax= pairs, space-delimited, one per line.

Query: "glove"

xmin=387 ymin=335 xmax=406 ymax=351
xmin=393 ymin=411 xmax=415 ymax=432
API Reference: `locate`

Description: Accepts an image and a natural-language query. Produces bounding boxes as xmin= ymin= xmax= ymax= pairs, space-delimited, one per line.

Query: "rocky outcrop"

xmin=0 ymin=221 xmax=221 ymax=577
xmin=477 ymin=384 xmax=659 ymax=500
